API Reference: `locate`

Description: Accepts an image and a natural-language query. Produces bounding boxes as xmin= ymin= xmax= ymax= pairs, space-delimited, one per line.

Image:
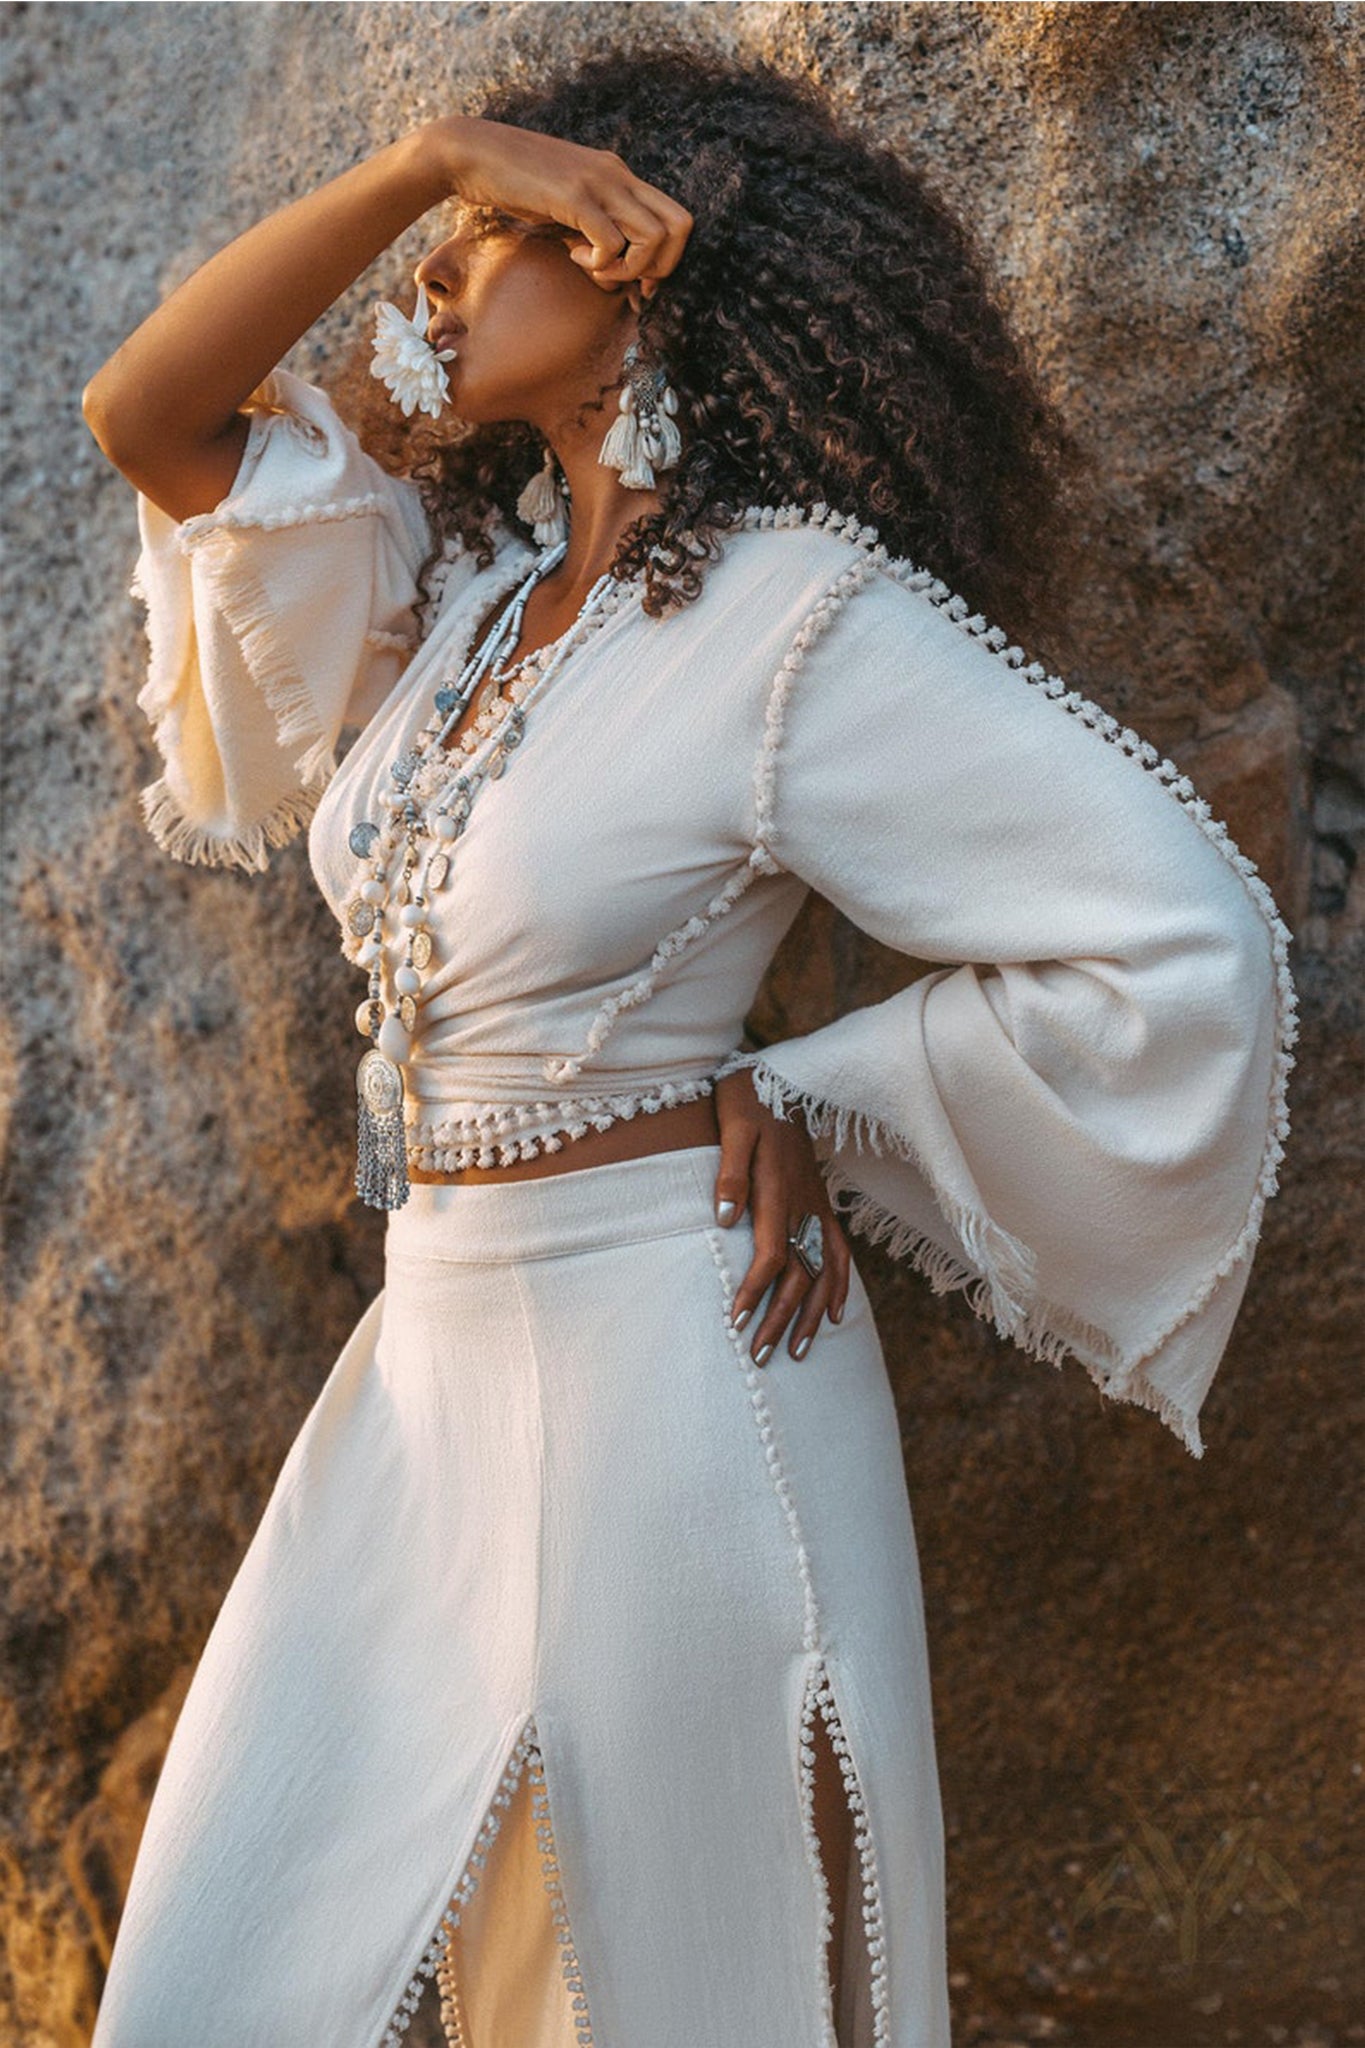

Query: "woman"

xmin=81 ymin=42 xmax=1292 ymax=2048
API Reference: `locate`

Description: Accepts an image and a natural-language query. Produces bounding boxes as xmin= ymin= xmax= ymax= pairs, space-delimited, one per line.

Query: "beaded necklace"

xmin=348 ymin=539 xmax=629 ymax=1210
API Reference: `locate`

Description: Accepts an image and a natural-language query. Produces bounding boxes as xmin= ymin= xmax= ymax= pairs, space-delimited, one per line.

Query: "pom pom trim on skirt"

xmin=91 ymin=1144 xmax=949 ymax=2048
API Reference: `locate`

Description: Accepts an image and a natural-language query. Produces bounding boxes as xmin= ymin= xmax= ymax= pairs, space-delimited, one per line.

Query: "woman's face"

xmin=413 ymin=213 xmax=636 ymax=436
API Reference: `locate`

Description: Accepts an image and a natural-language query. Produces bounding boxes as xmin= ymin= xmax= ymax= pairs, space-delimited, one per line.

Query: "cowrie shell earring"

xmin=598 ymin=339 xmax=682 ymax=490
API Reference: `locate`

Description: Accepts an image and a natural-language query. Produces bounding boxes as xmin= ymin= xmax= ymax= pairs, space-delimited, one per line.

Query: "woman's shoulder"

xmin=721 ymin=501 xmax=1044 ymax=667
xmin=694 ymin=499 xmax=872 ymax=581
xmin=719 ymin=501 xmax=886 ymax=573
xmin=699 ymin=501 xmax=955 ymax=665
xmin=716 ymin=500 xmax=929 ymax=612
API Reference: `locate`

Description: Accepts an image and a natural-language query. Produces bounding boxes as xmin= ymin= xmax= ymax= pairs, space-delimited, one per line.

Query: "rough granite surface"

xmin=2 ymin=4 xmax=1361 ymax=2044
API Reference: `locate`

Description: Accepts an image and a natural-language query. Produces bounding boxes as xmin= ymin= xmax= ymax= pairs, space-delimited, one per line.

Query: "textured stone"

xmin=3 ymin=4 xmax=1361 ymax=2043
xmin=1180 ymin=684 xmax=1310 ymax=923
xmin=60 ymin=1667 xmax=195 ymax=1973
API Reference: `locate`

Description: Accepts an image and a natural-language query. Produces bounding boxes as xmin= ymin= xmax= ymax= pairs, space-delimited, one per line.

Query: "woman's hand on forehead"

xmin=426 ymin=114 xmax=693 ymax=300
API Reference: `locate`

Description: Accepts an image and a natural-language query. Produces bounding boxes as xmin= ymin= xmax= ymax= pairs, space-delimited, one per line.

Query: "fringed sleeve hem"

xmin=711 ymin=1048 xmax=1261 ymax=1459
xmin=722 ymin=521 xmax=1295 ymax=1457
xmin=129 ymin=368 xmax=433 ymax=873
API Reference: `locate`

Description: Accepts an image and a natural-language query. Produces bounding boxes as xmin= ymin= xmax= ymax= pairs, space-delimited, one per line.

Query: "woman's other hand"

xmin=712 ymin=1068 xmax=851 ymax=1368
xmin=424 ymin=114 xmax=693 ymax=301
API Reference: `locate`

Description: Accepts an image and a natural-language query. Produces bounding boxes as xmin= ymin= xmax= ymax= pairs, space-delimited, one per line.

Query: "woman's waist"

xmin=402 ymin=1054 xmax=734 ymax=1174
xmin=408 ymin=1090 xmax=720 ymax=1187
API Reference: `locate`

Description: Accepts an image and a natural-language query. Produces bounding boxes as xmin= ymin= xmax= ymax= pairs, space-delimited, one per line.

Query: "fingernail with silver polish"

xmin=716 ymin=1199 xmax=736 ymax=1226
xmin=731 ymin=1305 xmax=752 ymax=1332
xmin=793 ymin=1335 xmax=812 ymax=1360
xmin=753 ymin=1342 xmax=773 ymax=1367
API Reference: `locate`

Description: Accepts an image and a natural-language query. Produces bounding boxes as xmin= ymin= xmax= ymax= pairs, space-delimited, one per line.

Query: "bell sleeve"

xmin=719 ymin=549 xmax=1296 ymax=1457
xmin=128 ymin=366 xmax=433 ymax=872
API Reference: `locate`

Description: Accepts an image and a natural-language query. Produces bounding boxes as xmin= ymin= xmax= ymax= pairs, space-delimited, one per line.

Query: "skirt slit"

xmin=383 ymin=1716 xmax=592 ymax=2048
xmin=90 ymin=1143 xmax=950 ymax=2048
xmin=801 ymin=1653 xmax=893 ymax=2044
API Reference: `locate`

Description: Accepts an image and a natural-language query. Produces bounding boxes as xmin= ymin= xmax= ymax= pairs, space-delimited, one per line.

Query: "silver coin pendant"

xmin=357 ymin=1049 xmax=403 ymax=1115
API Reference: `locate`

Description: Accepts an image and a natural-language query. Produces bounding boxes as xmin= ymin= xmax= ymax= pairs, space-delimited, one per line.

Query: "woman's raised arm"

xmin=81 ymin=125 xmax=464 ymax=521
xmin=81 ymin=116 xmax=693 ymax=523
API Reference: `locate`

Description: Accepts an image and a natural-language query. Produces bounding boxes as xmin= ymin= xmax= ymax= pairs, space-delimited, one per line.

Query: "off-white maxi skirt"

xmin=91 ymin=1144 xmax=950 ymax=2048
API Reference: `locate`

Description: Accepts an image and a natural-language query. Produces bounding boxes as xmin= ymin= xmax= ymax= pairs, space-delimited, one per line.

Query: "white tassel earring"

xmin=515 ymin=446 xmax=570 ymax=547
xmin=598 ymin=339 xmax=682 ymax=490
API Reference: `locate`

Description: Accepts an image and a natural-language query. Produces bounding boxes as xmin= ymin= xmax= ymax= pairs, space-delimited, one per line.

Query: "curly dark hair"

xmin=340 ymin=38 xmax=1081 ymax=648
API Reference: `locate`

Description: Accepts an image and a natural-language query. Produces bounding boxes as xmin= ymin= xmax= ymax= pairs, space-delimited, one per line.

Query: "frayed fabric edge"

xmin=139 ymin=775 xmax=325 ymax=875
xmin=129 ymin=553 xmax=187 ymax=736
xmin=725 ymin=1053 xmax=1039 ymax=1344
xmin=199 ymin=542 xmax=342 ymax=788
xmin=821 ymin=1164 xmax=1208 ymax=1461
xmin=725 ymin=1054 xmax=1214 ymax=1459
xmin=129 ymin=522 xmax=344 ymax=869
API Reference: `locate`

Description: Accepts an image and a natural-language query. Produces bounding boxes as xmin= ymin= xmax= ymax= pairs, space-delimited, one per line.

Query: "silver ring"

xmin=788 ymin=1212 xmax=824 ymax=1279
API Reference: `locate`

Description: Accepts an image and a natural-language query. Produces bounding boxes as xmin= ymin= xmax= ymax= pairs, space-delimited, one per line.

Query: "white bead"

xmin=360 ymin=879 xmax=385 ymax=904
xmin=395 ymin=965 xmax=421 ymax=996
xmin=357 ymin=936 xmax=382 ymax=965
xmin=434 ymin=814 xmax=458 ymax=841
xmin=399 ymin=903 xmax=425 ymax=928
xmin=378 ymin=1015 xmax=410 ymax=1060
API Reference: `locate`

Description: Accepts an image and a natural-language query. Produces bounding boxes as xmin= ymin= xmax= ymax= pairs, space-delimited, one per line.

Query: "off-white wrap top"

xmin=130 ymin=367 xmax=1295 ymax=1459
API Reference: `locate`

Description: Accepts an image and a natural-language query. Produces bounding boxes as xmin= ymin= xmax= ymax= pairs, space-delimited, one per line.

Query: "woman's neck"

xmin=537 ymin=426 xmax=666 ymax=593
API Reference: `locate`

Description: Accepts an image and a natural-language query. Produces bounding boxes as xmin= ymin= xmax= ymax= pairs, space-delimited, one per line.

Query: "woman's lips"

xmin=429 ymin=326 xmax=462 ymax=359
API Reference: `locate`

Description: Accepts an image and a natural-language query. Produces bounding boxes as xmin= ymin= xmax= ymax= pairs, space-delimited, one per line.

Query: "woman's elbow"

xmin=81 ymin=370 xmax=118 ymax=460
xmin=81 ymin=361 xmax=148 ymax=472
xmin=79 ymin=377 xmax=250 ymax=522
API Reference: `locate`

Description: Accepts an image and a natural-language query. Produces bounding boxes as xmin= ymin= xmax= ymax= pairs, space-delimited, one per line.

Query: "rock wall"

xmin=2 ymin=4 xmax=1360 ymax=2043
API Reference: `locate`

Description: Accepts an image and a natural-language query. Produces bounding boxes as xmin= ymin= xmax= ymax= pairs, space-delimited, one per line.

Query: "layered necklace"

xmin=347 ymin=538 xmax=630 ymax=1211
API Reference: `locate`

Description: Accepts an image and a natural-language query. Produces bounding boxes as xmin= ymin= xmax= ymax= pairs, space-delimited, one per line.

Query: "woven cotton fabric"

xmin=125 ymin=367 xmax=1292 ymax=1457
xmin=91 ymin=1146 xmax=947 ymax=2048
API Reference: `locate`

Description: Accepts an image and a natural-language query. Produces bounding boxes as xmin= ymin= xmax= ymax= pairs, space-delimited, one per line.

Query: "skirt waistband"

xmin=384 ymin=1143 xmax=725 ymax=1264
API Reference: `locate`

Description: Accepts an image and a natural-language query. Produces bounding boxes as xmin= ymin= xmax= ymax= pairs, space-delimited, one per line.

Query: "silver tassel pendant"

xmin=356 ymin=1049 xmax=411 ymax=1210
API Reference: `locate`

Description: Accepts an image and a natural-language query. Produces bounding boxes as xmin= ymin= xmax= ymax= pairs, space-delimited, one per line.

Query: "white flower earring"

xmin=598 ymin=338 xmax=682 ymax=489
xmin=369 ymin=283 xmax=456 ymax=419
xmin=516 ymin=447 xmax=571 ymax=547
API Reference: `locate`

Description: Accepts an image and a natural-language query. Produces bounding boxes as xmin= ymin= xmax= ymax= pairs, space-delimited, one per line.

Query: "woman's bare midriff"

xmin=407 ymin=1091 xmax=721 ymax=1186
